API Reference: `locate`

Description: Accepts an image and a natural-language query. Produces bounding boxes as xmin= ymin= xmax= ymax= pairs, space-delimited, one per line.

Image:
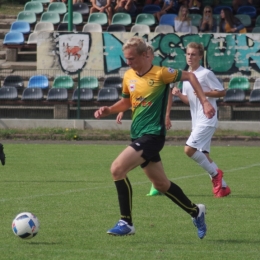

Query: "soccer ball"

xmin=12 ymin=212 xmax=39 ymax=239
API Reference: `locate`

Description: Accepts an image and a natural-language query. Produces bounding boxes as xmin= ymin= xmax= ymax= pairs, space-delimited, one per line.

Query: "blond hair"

xmin=122 ymin=36 xmax=150 ymax=55
xmin=186 ymin=42 xmax=204 ymax=56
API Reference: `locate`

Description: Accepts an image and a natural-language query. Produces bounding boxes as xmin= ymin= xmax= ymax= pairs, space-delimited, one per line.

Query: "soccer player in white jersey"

xmin=171 ymin=42 xmax=231 ymax=197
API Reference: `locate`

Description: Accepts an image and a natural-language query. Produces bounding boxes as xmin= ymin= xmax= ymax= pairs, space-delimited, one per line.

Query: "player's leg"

xmin=185 ymin=126 xmax=224 ymax=196
xmin=0 ymin=143 xmax=5 ymax=166
xmin=204 ymin=153 xmax=231 ymax=197
xmin=144 ymin=160 xmax=207 ymax=239
xmin=107 ymin=145 xmax=145 ymax=236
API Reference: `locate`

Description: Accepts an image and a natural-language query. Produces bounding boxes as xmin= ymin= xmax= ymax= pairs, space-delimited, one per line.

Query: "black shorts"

xmin=130 ymin=135 xmax=165 ymax=168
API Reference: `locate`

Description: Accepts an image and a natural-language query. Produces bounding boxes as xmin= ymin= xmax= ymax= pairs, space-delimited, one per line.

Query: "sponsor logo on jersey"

xmin=168 ymin=67 xmax=175 ymax=73
xmin=130 ymin=84 xmax=135 ymax=92
xmin=148 ymin=79 xmax=154 ymax=86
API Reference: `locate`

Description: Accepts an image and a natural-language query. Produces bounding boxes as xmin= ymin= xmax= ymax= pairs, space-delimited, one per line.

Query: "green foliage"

xmin=1 ymin=144 xmax=260 ymax=259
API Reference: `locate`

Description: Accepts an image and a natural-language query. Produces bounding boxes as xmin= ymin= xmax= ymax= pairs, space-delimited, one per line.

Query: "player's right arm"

xmin=94 ymin=98 xmax=131 ymax=119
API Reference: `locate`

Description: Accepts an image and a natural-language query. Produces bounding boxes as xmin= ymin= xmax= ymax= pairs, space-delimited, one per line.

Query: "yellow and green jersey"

xmin=122 ymin=65 xmax=182 ymax=139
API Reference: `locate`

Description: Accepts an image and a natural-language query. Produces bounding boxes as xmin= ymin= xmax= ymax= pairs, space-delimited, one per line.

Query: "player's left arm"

xmin=165 ymin=88 xmax=172 ymax=130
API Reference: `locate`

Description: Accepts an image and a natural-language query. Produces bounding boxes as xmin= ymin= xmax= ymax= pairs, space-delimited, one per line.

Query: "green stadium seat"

xmin=24 ymin=1 xmax=44 ymax=14
xmin=189 ymin=14 xmax=202 ymax=27
xmin=17 ymin=11 xmax=37 ymax=24
xmin=135 ymin=13 xmax=156 ymax=26
xmin=63 ymin=12 xmax=83 ymax=25
xmin=228 ymin=77 xmax=250 ymax=91
xmin=88 ymin=12 xmax=108 ymax=25
xmin=235 ymin=14 xmax=251 ymax=27
xmin=79 ymin=76 xmax=99 ymax=90
xmin=31 ymin=0 xmax=50 ymax=4
xmin=40 ymin=11 xmax=60 ymax=25
xmin=52 ymin=75 xmax=74 ymax=89
xmin=111 ymin=12 xmax=132 ymax=26
xmin=47 ymin=2 xmax=67 ymax=15
xmin=252 ymin=27 xmax=260 ymax=33
xmin=255 ymin=15 xmax=260 ymax=27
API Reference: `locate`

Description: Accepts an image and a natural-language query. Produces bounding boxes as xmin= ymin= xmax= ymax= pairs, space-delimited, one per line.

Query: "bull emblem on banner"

xmin=57 ymin=33 xmax=91 ymax=74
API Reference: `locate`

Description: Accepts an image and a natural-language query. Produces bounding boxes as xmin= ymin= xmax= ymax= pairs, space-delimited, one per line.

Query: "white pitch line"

xmin=1 ymin=163 xmax=259 ymax=203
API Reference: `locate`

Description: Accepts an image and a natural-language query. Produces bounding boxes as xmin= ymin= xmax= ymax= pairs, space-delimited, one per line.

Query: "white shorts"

xmin=186 ymin=125 xmax=216 ymax=153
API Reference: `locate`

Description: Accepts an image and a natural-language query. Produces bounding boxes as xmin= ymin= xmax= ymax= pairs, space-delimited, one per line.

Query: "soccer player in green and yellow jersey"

xmin=94 ymin=36 xmax=215 ymax=239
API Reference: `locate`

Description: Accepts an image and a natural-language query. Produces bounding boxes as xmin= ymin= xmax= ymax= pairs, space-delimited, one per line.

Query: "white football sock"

xmin=211 ymin=162 xmax=227 ymax=188
xmin=191 ymin=151 xmax=217 ymax=178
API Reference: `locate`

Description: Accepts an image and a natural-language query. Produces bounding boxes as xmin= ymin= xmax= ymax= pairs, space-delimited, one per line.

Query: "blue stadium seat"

xmin=10 ymin=21 xmax=31 ymax=34
xmin=213 ymin=5 xmax=232 ymax=14
xmin=27 ymin=75 xmax=49 ymax=89
xmin=237 ymin=6 xmax=257 ymax=18
xmin=3 ymin=31 xmax=24 ymax=45
xmin=142 ymin=4 xmax=161 ymax=14
xmin=159 ymin=14 xmax=177 ymax=26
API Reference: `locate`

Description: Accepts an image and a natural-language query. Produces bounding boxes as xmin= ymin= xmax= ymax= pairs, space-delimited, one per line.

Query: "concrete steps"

xmin=0 ymin=61 xmax=36 ymax=70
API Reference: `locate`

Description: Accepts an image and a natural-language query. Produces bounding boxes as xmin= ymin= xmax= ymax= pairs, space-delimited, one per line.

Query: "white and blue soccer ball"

xmin=12 ymin=212 xmax=39 ymax=239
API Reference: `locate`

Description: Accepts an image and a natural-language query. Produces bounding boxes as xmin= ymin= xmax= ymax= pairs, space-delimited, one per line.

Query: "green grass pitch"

xmin=0 ymin=143 xmax=260 ymax=260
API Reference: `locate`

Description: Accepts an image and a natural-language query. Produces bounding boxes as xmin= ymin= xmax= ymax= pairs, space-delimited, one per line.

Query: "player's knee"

xmin=110 ymin=160 xmax=124 ymax=180
xmin=153 ymin=180 xmax=170 ymax=193
xmin=184 ymin=145 xmax=195 ymax=157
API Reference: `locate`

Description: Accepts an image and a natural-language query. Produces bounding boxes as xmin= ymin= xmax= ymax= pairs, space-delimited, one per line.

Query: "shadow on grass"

xmin=27 ymin=241 xmax=62 ymax=245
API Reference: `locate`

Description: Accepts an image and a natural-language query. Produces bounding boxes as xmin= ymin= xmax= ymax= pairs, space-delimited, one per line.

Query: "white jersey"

xmin=182 ymin=66 xmax=224 ymax=128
